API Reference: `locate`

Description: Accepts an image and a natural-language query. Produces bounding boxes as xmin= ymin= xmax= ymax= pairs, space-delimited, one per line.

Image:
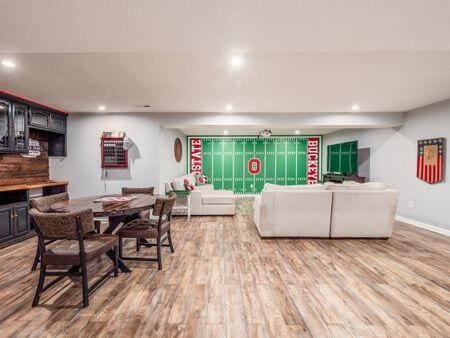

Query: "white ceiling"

xmin=181 ymin=127 xmax=337 ymax=136
xmin=0 ymin=0 xmax=449 ymax=114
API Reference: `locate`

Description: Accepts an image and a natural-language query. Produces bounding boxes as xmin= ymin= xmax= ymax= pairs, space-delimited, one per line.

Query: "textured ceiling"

xmin=2 ymin=0 xmax=449 ymax=53
xmin=0 ymin=0 xmax=449 ymax=114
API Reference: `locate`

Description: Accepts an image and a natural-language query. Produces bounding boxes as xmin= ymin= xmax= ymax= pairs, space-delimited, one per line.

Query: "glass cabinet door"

xmin=0 ymin=100 xmax=11 ymax=152
xmin=12 ymin=103 xmax=28 ymax=152
xmin=30 ymin=109 xmax=49 ymax=128
xmin=49 ymin=113 xmax=65 ymax=131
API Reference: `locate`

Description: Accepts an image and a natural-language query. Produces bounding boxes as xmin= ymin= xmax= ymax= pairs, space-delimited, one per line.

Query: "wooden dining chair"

xmin=30 ymin=193 xmax=102 ymax=271
xmin=117 ymin=193 xmax=176 ymax=270
xmin=122 ymin=187 xmax=154 ymax=196
xmin=122 ymin=186 xmax=155 ymax=250
xmin=29 ymin=208 xmax=119 ymax=307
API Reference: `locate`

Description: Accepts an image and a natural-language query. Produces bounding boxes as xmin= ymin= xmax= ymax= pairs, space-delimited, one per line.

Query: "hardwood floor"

xmin=0 ymin=198 xmax=449 ymax=337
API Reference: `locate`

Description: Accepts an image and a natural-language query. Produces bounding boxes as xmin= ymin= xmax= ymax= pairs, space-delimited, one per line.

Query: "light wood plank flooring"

xmin=0 ymin=198 xmax=449 ymax=337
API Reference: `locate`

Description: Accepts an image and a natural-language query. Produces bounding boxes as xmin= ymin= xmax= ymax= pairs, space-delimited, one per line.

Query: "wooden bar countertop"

xmin=0 ymin=181 xmax=69 ymax=193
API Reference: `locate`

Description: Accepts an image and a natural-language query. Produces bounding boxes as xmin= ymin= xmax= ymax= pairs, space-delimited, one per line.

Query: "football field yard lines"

xmin=349 ymin=141 xmax=353 ymax=173
xmin=189 ymin=136 xmax=322 ymax=193
xmin=264 ymin=140 xmax=267 ymax=185
xmin=221 ymin=140 xmax=224 ymax=190
xmin=243 ymin=139 xmax=245 ymax=193
xmin=285 ymin=140 xmax=287 ymax=183
xmin=211 ymin=140 xmax=214 ymax=188
xmin=327 ymin=141 xmax=357 ymax=175
xmin=232 ymin=140 xmax=235 ymax=192
xmin=295 ymin=138 xmax=298 ymax=185
xmin=253 ymin=140 xmax=256 ymax=192
xmin=274 ymin=141 xmax=277 ymax=184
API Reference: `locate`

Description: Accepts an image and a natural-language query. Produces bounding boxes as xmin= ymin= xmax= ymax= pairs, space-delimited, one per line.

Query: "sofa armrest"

xmin=257 ymin=191 xmax=275 ymax=236
xmin=330 ymin=190 xmax=399 ymax=238
xmin=190 ymin=190 xmax=202 ymax=210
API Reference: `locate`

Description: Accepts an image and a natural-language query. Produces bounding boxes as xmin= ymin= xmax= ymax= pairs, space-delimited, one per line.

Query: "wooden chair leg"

xmin=31 ymin=241 xmax=41 ymax=271
xmin=136 ymin=238 xmax=141 ymax=252
xmin=94 ymin=220 xmax=101 ymax=234
xmin=167 ymin=230 xmax=175 ymax=253
xmin=119 ymin=237 xmax=123 ymax=258
xmin=32 ymin=264 xmax=46 ymax=307
xmin=81 ymin=262 xmax=89 ymax=307
xmin=114 ymin=246 xmax=119 ymax=277
xmin=156 ymin=237 xmax=162 ymax=270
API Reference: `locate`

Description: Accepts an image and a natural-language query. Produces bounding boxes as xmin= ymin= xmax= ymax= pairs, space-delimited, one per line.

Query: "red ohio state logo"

xmin=248 ymin=158 xmax=261 ymax=175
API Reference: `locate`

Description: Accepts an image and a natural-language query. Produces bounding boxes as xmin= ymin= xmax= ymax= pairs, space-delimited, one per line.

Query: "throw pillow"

xmin=195 ymin=174 xmax=208 ymax=186
xmin=185 ymin=174 xmax=196 ymax=187
xmin=184 ymin=178 xmax=195 ymax=191
xmin=171 ymin=178 xmax=186 ymax=191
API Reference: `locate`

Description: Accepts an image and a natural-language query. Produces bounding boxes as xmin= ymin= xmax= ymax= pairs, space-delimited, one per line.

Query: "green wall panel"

xmin=327 ymin=141 xmax=358 ymax=174
xmin=189 ymin=136 xmax=322 ymax=194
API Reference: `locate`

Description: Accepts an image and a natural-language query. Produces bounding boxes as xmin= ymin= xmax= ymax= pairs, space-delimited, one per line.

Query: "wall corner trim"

xmin=395 ymin=215 xmax=450 ymax=237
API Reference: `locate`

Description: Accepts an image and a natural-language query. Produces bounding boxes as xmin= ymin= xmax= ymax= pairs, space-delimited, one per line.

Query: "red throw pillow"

xmin=195 ymin=174 xmax=208 ymax=186
xmin=184 ymin=178 xmax=195 ymax=191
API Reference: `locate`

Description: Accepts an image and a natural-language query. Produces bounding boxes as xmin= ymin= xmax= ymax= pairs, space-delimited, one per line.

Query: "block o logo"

xmin=248 ymin=158 xmax=261 ymax=175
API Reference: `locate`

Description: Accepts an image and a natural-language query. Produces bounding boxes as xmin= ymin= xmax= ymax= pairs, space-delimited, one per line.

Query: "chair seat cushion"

xmin=42 ymin=234 xmax=118 ymax=265
xmin=202 ymin=190 xmax=235 ymax=205
xmin=117 ymin=219 xmax=169 ymax=239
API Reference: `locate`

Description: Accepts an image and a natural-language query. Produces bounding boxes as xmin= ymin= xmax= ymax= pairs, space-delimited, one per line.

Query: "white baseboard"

xmin=395 ymin=215 xmax=450 ymax=237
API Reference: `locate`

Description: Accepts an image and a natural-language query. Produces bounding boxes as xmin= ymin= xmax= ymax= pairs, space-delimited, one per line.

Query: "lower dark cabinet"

xmin=0 ymin=206 xmax=14 ymax=242
xmin=14 ymin=202 xmax=30 ymax=235
xmin=0 ymin=202 xmax=29 ymax=244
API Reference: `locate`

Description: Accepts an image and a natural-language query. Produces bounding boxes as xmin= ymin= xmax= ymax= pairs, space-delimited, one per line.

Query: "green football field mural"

xmin=189 ymin=136 xmax=322 ymax=194
xmin=327 ymin=141 xmax=358 ymax=174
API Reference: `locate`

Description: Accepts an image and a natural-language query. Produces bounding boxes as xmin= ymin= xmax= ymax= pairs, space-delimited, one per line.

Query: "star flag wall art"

xmin=417 ymin=138 xmax=445 ymax=184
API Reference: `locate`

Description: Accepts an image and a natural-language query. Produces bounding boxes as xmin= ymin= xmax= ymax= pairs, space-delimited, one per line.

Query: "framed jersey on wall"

xmin=188 ymin=136 xmax=322 ymax=194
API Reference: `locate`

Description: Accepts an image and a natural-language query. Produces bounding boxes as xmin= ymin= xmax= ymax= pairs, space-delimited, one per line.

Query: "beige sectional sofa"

xmin=253 ymin=182 xmax=398 ymax=238
xmin=165 ymin=174 xmax=235 ymax=216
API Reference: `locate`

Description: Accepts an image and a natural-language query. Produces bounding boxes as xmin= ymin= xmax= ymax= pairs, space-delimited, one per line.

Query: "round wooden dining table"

xmin=51 ymin=194 xmax=160 ymax=272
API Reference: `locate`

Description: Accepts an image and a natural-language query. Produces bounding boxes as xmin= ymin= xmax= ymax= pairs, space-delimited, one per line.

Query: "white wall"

xmin=323 ymin=99 xmax=450 ymax=231
xmin=158 ymin=127 xmax=186 ymax=192
xmin=49 ymin=113 xmax=185 ymax=198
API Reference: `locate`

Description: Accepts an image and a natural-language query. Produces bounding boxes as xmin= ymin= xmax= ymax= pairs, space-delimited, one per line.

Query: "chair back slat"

xmin=152 ymin=193 xmax=176 ymax=217
xmin=30 ymin=193 xmax=69 ymax=213
xmin=122 ymin=187 xmax=154 ymax=196
xmin=29 ymin=208 xmax=95 ymax=240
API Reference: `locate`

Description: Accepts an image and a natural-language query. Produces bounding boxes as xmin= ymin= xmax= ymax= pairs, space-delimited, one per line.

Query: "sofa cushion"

xmin=195 ymin=184 xmax=215 ymax=192
xmin=324 ymin=182 xmax=351 ymax=190
xmin=202 ymin=191 xmax=235 ymax=205
xmin=348 ymin=182 xmax=386 ymax=190
xmin=263 ymin=183 xmax=324 ymax=191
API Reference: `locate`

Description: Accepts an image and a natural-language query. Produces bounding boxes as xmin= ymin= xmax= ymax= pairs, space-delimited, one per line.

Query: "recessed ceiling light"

xmin=351 ymin=104 xmax=360 ymax=111
xmin=223 ymin=130 xmax=228 ymax=135
xmin=1 ymin=60 xmax=16 ymax=68
xmin=225 ymin=104 xmax=233 ymax=111
xmin=98 ymin=105 xmax=106 ymax=111
xmin=295 ymin=130 xmax=300 ymax=135
xmin=230 ymin=56 xmax=243 ymax=67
